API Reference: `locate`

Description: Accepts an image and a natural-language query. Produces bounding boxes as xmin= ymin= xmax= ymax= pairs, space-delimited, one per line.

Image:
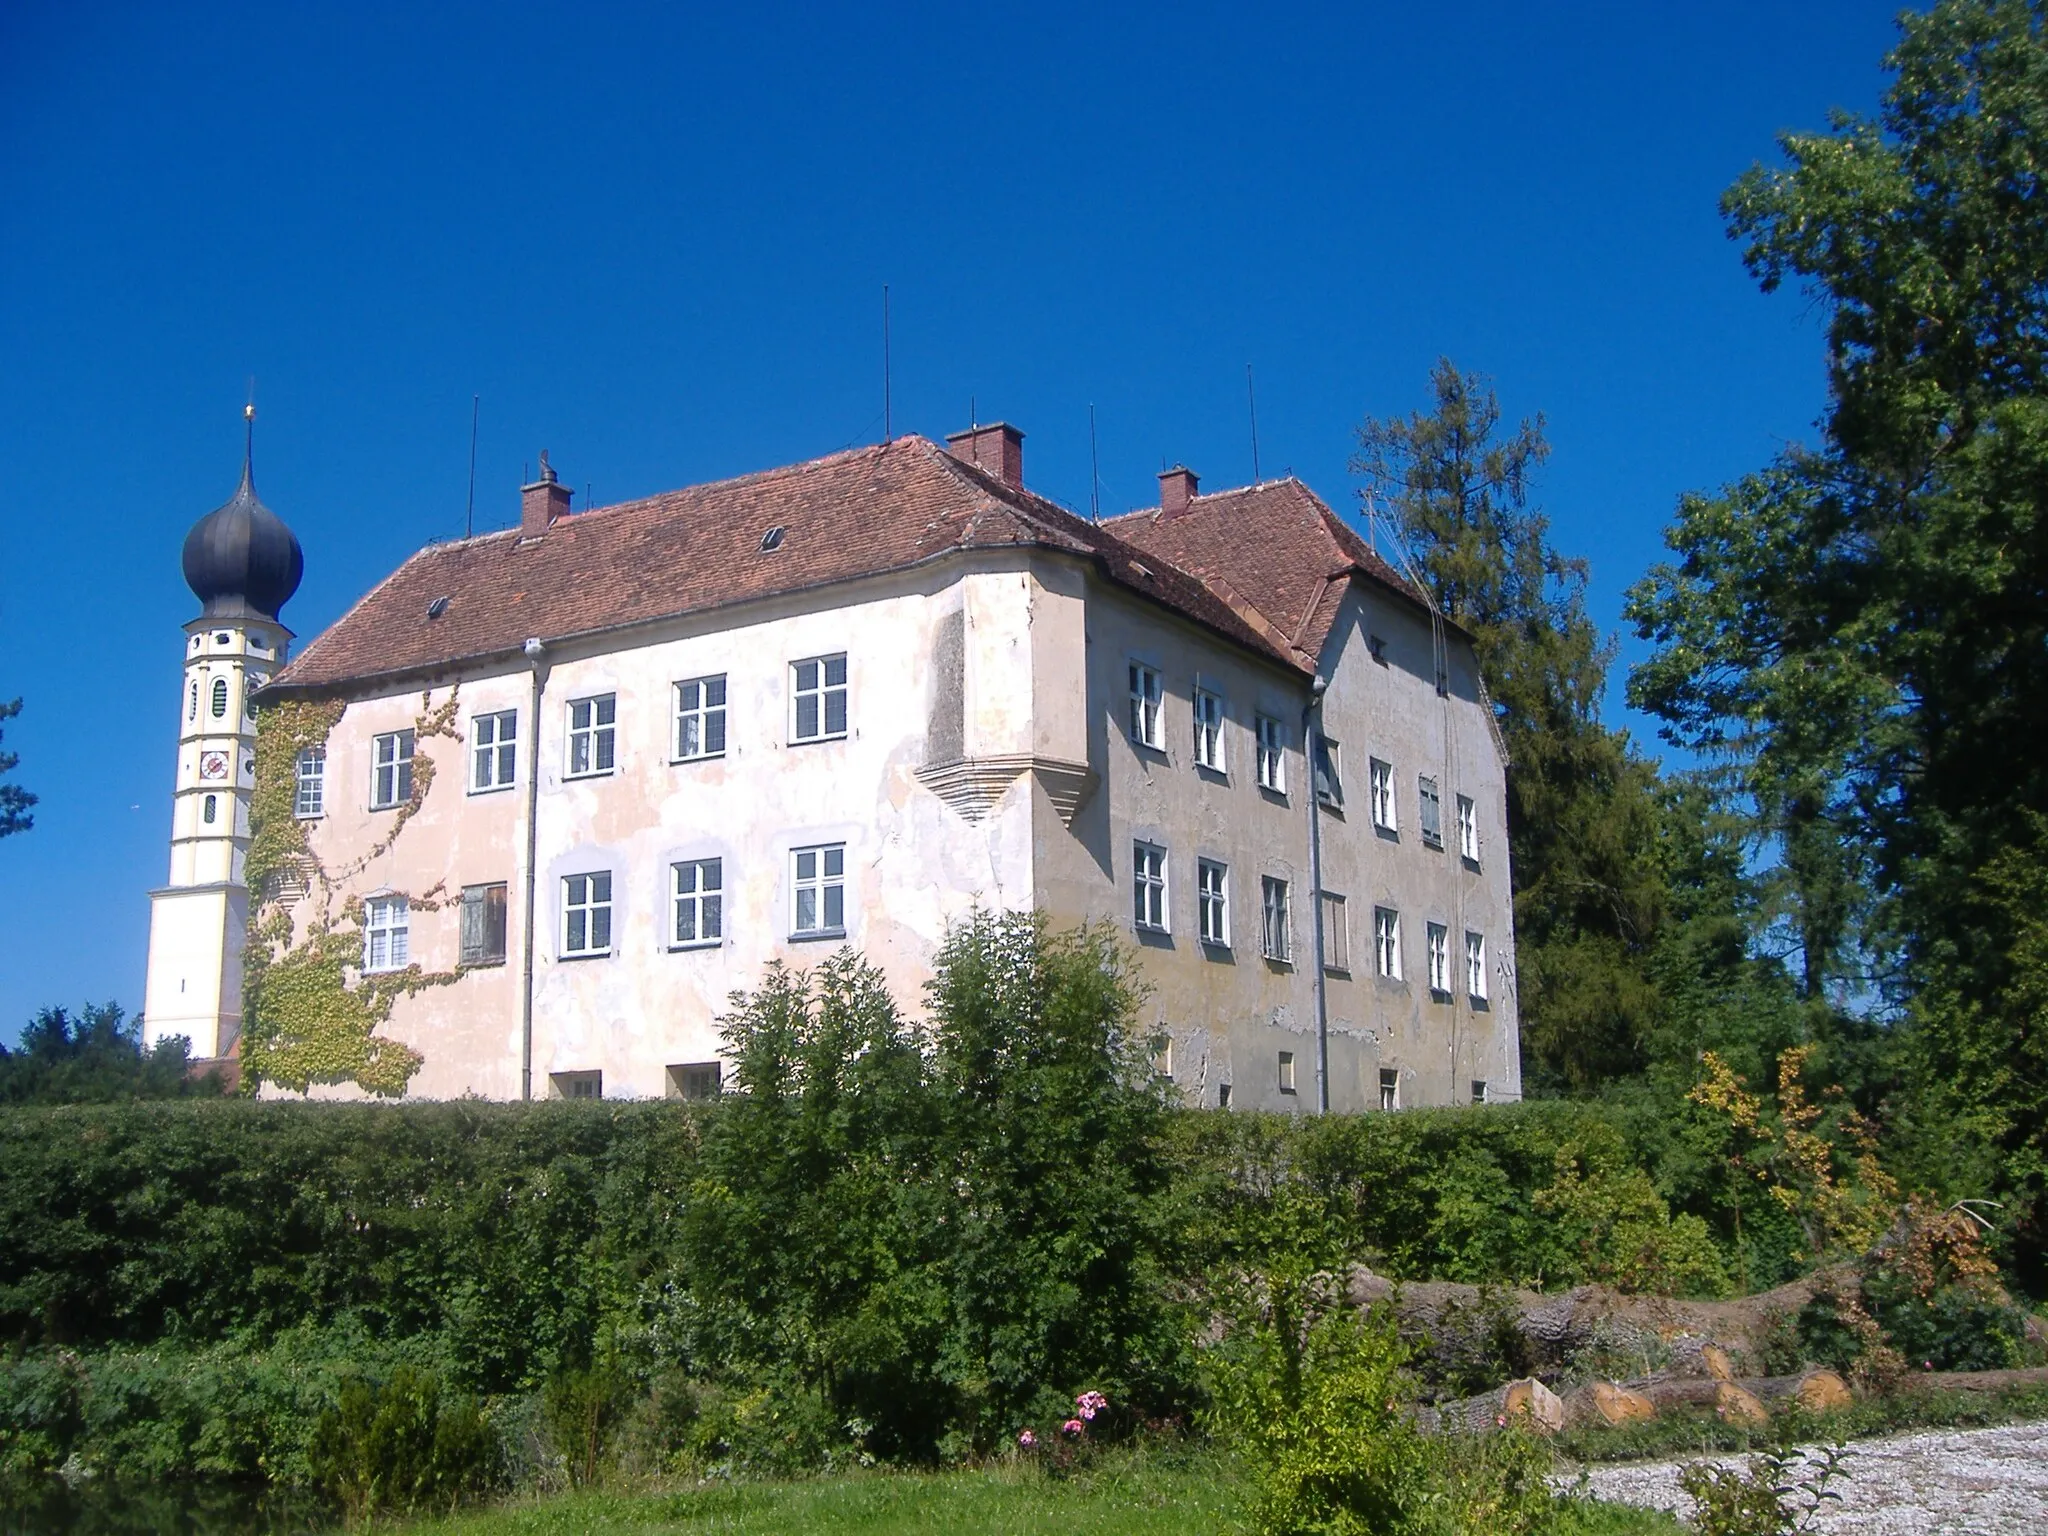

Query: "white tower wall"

xmin=143 ymin=615 xmax=293 ymax=1058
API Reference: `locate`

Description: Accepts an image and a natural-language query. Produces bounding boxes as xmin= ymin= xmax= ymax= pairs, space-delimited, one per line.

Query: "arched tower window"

xmin=211 ymin=678 xmax=228 ymax=718
xmin=188 ymin=681 xmax=199 ymax=721
xmin=203 ymin=794 xmax=218 ymax=824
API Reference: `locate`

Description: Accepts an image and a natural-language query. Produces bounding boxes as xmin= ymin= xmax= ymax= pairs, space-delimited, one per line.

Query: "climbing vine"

xmin=245 ymin=697 xmax=344 ymax=895
xmin=241 ymin=688 xmax=464 ymax=1098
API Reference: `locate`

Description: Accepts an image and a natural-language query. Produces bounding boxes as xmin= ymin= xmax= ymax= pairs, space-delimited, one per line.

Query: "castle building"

xmin=148 ymin=419 xmax=1519 ymax=1111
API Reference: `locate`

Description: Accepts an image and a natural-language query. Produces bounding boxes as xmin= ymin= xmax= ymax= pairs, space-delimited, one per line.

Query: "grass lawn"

xmin=401 ymin=1450 xmax=1682 ymax=1535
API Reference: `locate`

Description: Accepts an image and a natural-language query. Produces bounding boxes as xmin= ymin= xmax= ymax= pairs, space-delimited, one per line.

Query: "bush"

xmin=1201 ymin=1281 xmax=1558 ymax=1536
xmin=307 ymin=1365 xmax=498 ymax=1520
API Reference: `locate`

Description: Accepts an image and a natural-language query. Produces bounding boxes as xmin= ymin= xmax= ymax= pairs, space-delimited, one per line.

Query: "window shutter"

xmin=460 ymin=886 xmax=484 ymax=965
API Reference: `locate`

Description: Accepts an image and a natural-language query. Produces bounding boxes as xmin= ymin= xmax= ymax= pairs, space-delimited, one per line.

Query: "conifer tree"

xmin=1355 ymin=362 xmax=1668 ymax=1091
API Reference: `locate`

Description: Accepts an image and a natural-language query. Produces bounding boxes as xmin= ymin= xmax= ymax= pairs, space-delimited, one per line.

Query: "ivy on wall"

xmin=240 ymin=689 xmax=463 ymax=1098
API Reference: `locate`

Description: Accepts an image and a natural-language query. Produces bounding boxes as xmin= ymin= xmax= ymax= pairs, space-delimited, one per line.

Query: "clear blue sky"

xmin=0 ymin=1 xmax=1902 ymax=1041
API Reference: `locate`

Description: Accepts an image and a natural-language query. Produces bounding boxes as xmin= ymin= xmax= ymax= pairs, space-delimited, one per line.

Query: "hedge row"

xmin=0 ymin=1092 xmax=1785 ymax=1393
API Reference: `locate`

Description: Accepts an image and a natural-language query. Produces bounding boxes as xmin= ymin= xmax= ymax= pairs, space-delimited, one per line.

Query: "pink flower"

xmin=1495 ymin=1415 xmax=1507 ymax=1428
xmin=1075 ymin=1390 xmax=1108 ymax=1420
xmin=1062 ymin=1418 xmax=1085 ymax=1436
xmin=1017 ymin=1429 xmax=1037 ymax=1449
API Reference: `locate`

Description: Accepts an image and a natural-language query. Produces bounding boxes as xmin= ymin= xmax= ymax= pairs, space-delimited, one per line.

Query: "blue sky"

xmin=0 ymin=1 xmax=1902 ymax=1040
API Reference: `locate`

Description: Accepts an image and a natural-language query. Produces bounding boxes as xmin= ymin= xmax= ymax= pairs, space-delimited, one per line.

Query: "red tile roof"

xmin=1104 ymin=478 xmax=1447 ymax=672
xmin=271 ymin=436 xmax=1305 ymax=695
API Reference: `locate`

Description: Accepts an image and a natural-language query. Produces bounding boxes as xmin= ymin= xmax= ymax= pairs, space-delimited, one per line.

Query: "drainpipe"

xmin=1304 ymin=675 xmax=1330 ymax=1114
xmin=520 ymin=637 xmax=549 ymax=1101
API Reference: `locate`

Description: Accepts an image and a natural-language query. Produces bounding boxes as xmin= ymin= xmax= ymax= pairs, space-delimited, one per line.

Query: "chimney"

xmin=1159 ymin=464 xmax=1199 ymax=518
xmin=520 ymin=450 xmax=574 ymax=535
xmin=945 ymin=422 xmax=1025 ymax=488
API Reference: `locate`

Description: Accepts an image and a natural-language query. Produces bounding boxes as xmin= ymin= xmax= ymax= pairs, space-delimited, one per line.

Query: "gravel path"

xmin=1573 ymin=1419 xmax=2048 ymax=1533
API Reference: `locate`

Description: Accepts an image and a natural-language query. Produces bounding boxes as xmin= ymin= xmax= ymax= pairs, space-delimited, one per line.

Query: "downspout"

xmin=1304 ymin=674 xmax=1330 ymax=1115
xmin=520 ymin=636 xmax=549 ymax=1101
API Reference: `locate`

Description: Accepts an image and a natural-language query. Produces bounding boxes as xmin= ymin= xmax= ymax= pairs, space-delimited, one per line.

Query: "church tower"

xmin=143 ymin=408 xmax=305 ymax=1061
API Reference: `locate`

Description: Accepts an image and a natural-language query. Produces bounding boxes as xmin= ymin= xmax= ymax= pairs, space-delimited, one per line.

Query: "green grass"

xmin=400 ymin=1449 xmax=1681 ymax=1536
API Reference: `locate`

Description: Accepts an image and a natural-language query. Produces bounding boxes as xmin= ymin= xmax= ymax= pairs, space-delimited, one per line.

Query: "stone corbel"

xmin=916 ymin=754 xmax=1097 ymax=826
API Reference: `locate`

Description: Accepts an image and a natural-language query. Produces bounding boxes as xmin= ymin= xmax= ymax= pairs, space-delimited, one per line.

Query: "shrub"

xmin=306 ymin=1365 xmax=498 ymax=1520
xmin=1678 ymin=1443 xmax=1851 ymax=1536
xmin=1202 ymin=1282 xmax=1561 ymax=1536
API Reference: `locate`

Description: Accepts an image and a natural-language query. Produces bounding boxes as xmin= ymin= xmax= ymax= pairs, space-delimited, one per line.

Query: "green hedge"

xmin=0 ymin=1100 xmax=702 ymax=1390
xmin=0 ymin=1094 xmax=1767 ymax=1381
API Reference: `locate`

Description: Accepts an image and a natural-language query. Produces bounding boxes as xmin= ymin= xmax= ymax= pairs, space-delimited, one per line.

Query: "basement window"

xmin=1380 ymin=1068 xmax=1400 ymax=1111
xmin=551 ymin=1070 xmax=602 ymax=1100
xmin=667 ymin=1062 xmax=723 ymax=1101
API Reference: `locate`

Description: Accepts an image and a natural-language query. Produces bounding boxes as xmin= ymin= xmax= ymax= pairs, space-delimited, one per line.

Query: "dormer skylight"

xmin=760 ymin=526 xmax=787 ymax=553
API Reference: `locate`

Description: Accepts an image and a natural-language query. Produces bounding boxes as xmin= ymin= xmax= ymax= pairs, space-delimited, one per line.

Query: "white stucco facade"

xmin=276 ymin=544 xmax=1518 ymax=1112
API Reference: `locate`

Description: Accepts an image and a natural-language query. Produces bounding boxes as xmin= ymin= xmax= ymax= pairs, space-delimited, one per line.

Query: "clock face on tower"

xmin=199 ymin=751 xmax=230 ymax=782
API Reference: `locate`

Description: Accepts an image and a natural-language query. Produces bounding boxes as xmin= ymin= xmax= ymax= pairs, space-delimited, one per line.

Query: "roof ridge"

xmin=578 ymin=437 xmax=902 ymax=524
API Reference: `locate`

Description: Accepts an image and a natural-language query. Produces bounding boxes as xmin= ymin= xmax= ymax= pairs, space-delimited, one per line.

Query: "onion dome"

xmin=182 ymin=408 xmax=304 ymax=621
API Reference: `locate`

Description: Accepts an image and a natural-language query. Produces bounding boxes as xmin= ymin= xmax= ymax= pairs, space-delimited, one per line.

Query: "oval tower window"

xmin=211 ymin=678 xmax=228 ymax=718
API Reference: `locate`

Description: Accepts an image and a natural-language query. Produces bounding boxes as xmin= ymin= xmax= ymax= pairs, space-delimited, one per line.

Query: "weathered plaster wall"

xmin=1029 ymin=563 xmax=1326 ymax=1114
xmin=1313 ymin=586 xmax=1520 ymax=1107
xmin=277 ymin=548 xmax=1515 ymax=1112
xmin=296 ymin=561 xmax=1038 ymax=1100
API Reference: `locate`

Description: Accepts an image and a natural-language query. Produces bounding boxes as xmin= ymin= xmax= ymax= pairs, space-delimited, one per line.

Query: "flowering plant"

xmin=1016 ymin=1392 xmax=1111 ymax=1471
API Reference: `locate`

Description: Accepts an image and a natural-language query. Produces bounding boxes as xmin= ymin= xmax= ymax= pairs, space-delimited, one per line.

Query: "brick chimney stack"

xmin=1159 ymin=465 xmax=1199 ymax=518
xmin=945 ymin=422 xmax=1025 ymax=488
xmin=521 ymin=450 xmax=574 ymax=535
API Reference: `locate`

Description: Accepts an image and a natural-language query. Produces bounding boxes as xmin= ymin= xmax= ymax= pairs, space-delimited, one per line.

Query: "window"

xmin=1193 ymin=688 xmax=1225 ymax=771
xmin=1278 ymin=1051 xmax=1297 ymax=1094
xmin=674 ymin=675 xmax=727 ymax=760
xmin=1152 ymin=1036 xmax=1174 ymax=1080
xmin=1379 ymin=1068 xmax=1400 ymax=1111
xmin=1128 ymin=663 xmax=1163 ymax=749
xmin=472 ymin=710 xmax=518 ymax=792
xmin=567 ymin=694 xmax=617 ymax=776
xmin=371 ymin=729 xmax=415 ymax=809
xmin=460 ymin=882 xmax=509 ymax=966
xmin=551 ymin=1070 xmax=602 ymax=1100
xmin=1457 ymin=795 xmax=1479 ymax=862
xmin=364 ymin=896 xmax=410 ymax=973
xmin=1197 ymin=859 xmax=1229 ymax=946
xmin=668 ymin=1062 xmax=722 ymax=1100
xmin=294 ymin=746 xmax=325 ymax=818
xmin=791 ymin=844 xmax=846 ymax=936
xmin=1370 ymin=758 xmax=1396 ymax=831
xmin=244 ymin=681 xmax=259 ymax=719
xmin=1256 ymin=715 xmax=1286 ymax=792
xmin=1419 ymin=776 xmax=1443 ymax=848
xmin=1320 ymin=892 xmax=1349 ymax=972
xmin=1374 ymin=907 xmax=1402 ymax=979
xmin=188 ymin=680 xmax=198 ymax=721
xmin=210 ymin=677 xmax=228 ymax=718
xmin=791 ymin=654 xmax=848 ymax=742
xmin=1313 ymin=733 xmax=1343 ymax=807
xmin=1218 ymin=1082 xmax=1232 ymax=1109
xmin=1427 ymin=921 xmax=1450 ymax=995
xmin=1132 ymin=842 xmax=1168 ymax=932
xmin=1466 ymin=931 xmax=1488 ymax=1002
xmin=1261 ymin=876 xmax=1292 ymax=962
xmin=672 ymin=858 xmax=724 ymax=947
xmin=562 ymin=872 xmax=613 ymax=957
xmin=1472 ymin=1079 xmax=1489 ymax=1105
xmin=202 ymin=794 xmax=217 ymax=824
